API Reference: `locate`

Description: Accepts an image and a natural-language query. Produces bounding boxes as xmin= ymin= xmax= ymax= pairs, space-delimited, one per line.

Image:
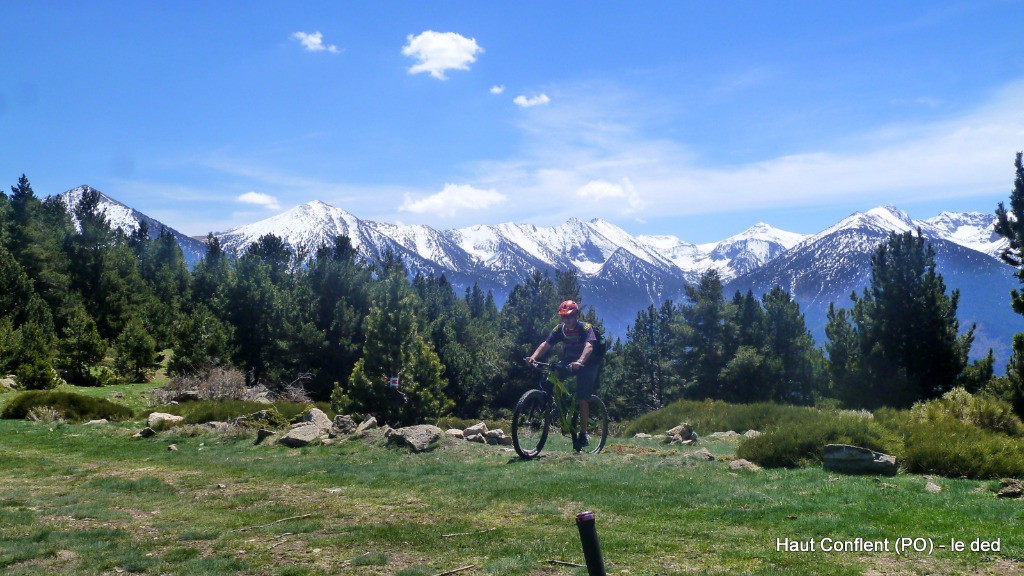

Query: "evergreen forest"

xmin=3 ymin=162 xmax=1024 ymax=426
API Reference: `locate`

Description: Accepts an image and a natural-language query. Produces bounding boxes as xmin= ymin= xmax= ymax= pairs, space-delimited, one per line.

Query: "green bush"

xmin=736 ymin=411 xmax=895 ymax=468
xmin=898 ymin=416 xmax=1024 ymax=478
xmin=623 ymin=399 xmax=822 ymax=437
xmin=908 ymin=388 xmax=1024 ymax=436
xmin=1 ymin=391 xmax=134 ymax=422
xmin=153 ymin=400 xmax=334 ymax=428
xmin=16 ymin=358 xmax=60 ymax=390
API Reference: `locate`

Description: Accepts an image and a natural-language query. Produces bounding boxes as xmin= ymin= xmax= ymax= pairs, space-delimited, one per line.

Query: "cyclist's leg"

xmin=576 ymin=364 xmax=598 ymax=436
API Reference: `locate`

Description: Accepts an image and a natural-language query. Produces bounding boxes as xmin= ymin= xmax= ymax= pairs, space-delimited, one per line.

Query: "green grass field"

xmin=1 ymin=396 xmax=1022 ymax=576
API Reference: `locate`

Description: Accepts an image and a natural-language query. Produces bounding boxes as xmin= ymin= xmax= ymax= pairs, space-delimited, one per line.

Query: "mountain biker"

xmin=524 ymin=300 xmax=600 ymax=448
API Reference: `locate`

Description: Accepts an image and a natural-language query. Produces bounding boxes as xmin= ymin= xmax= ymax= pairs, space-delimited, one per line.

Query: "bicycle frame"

xmin=530 ymin=361 xmax=581 ymax=437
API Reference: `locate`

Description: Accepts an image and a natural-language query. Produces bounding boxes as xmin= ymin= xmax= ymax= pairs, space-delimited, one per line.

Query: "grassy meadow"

xmin=1 ymin=385 xmax=1023 ymax=576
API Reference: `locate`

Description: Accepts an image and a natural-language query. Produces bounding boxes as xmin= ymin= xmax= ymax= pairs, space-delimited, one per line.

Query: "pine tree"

xmin=848 ymin=230 xmax=973 ymax=408
xmin=114 ymin=316 xmax=159 ymax=382
xmin=825 ymin=302 xmax=861 ymax=405
xmin=337 ymin=270 xmax=451 ymax=424
xmin=679 ymin=269 xmax=730 ymax=399
xmin=761 ymin=286 xmax=823 ymax=403
xmin=57 ymin=305 xmax=107 ymax=385
xmin=168 ymin=304 xmax=233 ymax=376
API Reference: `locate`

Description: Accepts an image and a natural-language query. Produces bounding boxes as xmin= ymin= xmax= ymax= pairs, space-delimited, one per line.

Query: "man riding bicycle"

xmin=525 ymin=300 xmax=600 ymax=448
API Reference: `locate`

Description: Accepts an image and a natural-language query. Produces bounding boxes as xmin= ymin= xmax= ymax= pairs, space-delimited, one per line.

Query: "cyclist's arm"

xmin=527 ymin=341 xmax=551 ymax=363
xmin=575 ymin=342 xmax=594 ymax=366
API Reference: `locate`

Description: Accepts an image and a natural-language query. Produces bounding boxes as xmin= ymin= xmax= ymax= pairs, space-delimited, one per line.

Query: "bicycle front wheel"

xmin=580 ymin=394 xmax=609 ymax=454
xmin=512 ymin=389 xmax=550 ymax=459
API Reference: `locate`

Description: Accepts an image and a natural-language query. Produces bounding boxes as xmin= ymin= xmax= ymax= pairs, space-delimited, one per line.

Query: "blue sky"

xmin=3 ymin=1 xmax=1023 ymax=242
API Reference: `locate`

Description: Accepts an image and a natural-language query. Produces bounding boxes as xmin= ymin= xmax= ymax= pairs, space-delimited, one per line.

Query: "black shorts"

xmin=571 ymin=362 xmax=600 ymax=399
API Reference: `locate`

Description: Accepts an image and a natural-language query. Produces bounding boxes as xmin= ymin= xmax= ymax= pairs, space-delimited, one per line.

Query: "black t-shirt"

xmin=544 ymin=322 xmax=598 ymax=362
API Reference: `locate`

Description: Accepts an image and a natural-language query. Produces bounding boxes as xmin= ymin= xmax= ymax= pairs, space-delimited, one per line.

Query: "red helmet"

xmin=557 ymin=300 xmax=580 ymax=317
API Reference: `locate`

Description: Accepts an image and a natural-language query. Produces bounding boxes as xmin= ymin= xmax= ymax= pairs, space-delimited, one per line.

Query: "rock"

xmin=300 ymin=408 xmax=333 ymax=433
xmin=254 ymin=428 xmax=275 ymax=445
xmin=822 ymin=444 xmax=898 ymax=476
xmin=84 ymin=419 xmax=108 ymax=425
xmin=201 ymin=421 xmax=233 ymax=433
xmin=997 ymin=479 xmax=1024 ymax=499
xmin=666 ymin=423 xmax=694 ymax=439
xmin=254 ymin=396 xmax=273 ymax=404
xmin=0 ymin=375 xmax=16 ymax=391
xmin=925 ymin=481 xmax=942 ymax=494
xmin=730 ymin=458 xmax=762 ymax=472
xmin=147 ymin=412 xmax=185 ymax=431
xmin=172 ymin=390 xmax=202 ymax=403
xmin=387 ymin=425 xmax=445 ymax=452
xmin=134 ymin=427 xmax=156 ymax=438
xmin=465 ymin=433 xmax=486 ymax=443
xmin=709 ymin=431 xmax=741 ymax=440
xmin=278 ymin=423 xmax=322 ymax=448
xmin=332 ymin=415 xmax=357 ymax=435
xmin=484 ymin=429 xmax=506 ymax=439
xmin=463 ymin=422 xmax=488 ymax=437
xmin=743 ymin=430 xmax=762 ymax=439
xmin=498 ymin=436 xmax=514 ymax=446
xmin=355 ymin=416 xmax=378 ymax=435
xmin=685 ymin=448 xmax=715 ymax=461
xmin=633 ymin=433 xmax=653 ymax=439
xmin=446 ymin=428 xmax=465 ymax=439
xmin=167 ymin=444 xmax=178 ymax=452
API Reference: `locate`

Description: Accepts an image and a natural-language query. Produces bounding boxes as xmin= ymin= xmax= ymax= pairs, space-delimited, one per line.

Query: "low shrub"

xmin=908 ymin=388 xmax=1024 ymax=436
xmin=1 ymin=391 xmax=134 ymax=422
xmin=623 ymin=399 xmax=825 ymax=437
xmin=736 ymin=411 xmax=896 ymax=468
xmin=152 ymin=400 xmax=333 ymax=428
xmin=898 ymin=416 xmax=1024 ymax=478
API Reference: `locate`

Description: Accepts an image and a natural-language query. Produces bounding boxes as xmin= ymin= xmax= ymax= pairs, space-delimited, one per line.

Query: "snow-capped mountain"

xmin=56 ymin=186 xmax=207 ymax=267
xmin=637 ymin=223 xmax=806 ymax=282
xmin=923 ymin=211 xmax=1007 ymax=259
xmin=727 ymin=206 xmax=1024 ymax=367
xmin=48 ymin=187 xmax=1022 ymax=364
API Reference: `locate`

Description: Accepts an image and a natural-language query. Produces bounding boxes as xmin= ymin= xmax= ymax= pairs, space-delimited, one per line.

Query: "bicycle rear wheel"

xmin=579 ymin=395 xmax=609 ymax=454
xmin=512 ymin=389 xmax=550 ymax=459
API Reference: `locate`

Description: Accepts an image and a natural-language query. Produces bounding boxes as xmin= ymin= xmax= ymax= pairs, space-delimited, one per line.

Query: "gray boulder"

xmin=147 ymin=412 xmax=184 ymax=431
xmin=388 ymin=425 xmax=445 ymax=452
xmin=997 ymin=479 xmax=1023 ymax=499
xmin=355 ymin=416 xmax=378 ymax=435
xmin=729 ymin=458 xmax=762 ymax=472
xmin=822 ymin=444 xmax=898 ymax=476
xmin=463 ymin=422 xmax=488 ymax=437
xmin=301 ymin=407 xmax=333 ymax=433
xmin=332 ymin=415 xmax=357 ymax=435
xmin=0 ymin=375 xmax=17 ymax=391
xmin=278 ymin=423 xmax=322 ymax=448
xmin=254 ymin=428 xmax=275 ymax=445
xmin=686 ymin=448 xmax=715 ymax=461
xmin=446 ymin=428 xmax=465 ymax=439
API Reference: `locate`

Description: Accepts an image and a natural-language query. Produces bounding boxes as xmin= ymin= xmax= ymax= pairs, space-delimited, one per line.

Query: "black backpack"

xmin=581 ymin=322 xmax=607 ymax=358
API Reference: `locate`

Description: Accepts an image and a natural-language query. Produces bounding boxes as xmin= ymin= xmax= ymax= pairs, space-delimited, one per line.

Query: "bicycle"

xmin=511 ymin=360 xmax=609 ymax=459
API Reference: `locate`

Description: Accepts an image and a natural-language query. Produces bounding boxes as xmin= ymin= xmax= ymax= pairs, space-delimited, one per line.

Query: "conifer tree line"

xmin=2 ymin=166 xmax=1023 ymax=424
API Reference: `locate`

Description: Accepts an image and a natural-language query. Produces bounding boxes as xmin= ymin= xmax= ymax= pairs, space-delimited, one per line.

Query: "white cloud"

xmin=402 ymin=31 xmax=482 ymax=80
xmin=576 ymin=178 xmax=647 ymax=213
xmin=400 ymin=184 xmax=506 ymax=217
xmin=466 ymin=80 xmax=1024 ymax=225
xmin=291 ymin=31 xmax=339 ymax=53
xmin=237 ymin=191 xmax=281 ymax=210
xmin=513 ymin=93 xmax=551 ymax=107
xmin=490 ymin=85 xmax=506 ymax=95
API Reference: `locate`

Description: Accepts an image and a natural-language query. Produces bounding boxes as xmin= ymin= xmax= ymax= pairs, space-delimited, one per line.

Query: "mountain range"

xmin=55 ymin=186 xmax=1022 ymax=367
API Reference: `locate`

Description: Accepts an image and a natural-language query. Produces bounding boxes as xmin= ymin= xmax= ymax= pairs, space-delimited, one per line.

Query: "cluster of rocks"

xmin=0 ymin=374 xmax=17 ymax=391
xmin=632 ymin=423 xmax=762 ymax=445
xmin=997 ymin=478 xmax=1024 ymax=499
xmin=444 ymin=422 xmax=514 ymax=446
